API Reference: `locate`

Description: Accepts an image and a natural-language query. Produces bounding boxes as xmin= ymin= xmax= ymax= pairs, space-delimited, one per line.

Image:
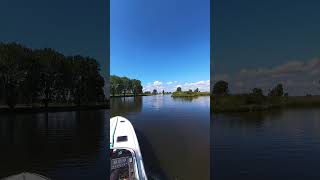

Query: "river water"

xmin=212 ymin=108 xmax=320 ymax=180
xmin=111 ymin=95 xmax=210 ymax=180
xmin=0 ymin=110 xmax=109 ymax=179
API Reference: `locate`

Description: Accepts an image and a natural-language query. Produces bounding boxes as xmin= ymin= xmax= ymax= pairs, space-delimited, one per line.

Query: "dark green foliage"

xmin=110 ymin=75 xmax=143 ymax=96
xmin=152 ymin=89 xmax=157 ymax=95
xmin=245 ymin=88 xmax=265 ymax=105
xmin=176 ymin=87 xmax=182 ymax=92
xmin=213 ymin=80 xmax=229 ymax=96
xmin=268 ymin=84 xmax=284 ymax=97
xmin=0 ymin=42 xmax=105 ymax=108
xmin=212 ymin=81 xmax=320 ymax=113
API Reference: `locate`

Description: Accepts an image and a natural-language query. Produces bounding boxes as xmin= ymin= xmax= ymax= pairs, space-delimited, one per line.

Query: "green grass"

xmin=171 ymin=91 xmax=210 ymax=97
xmin=212 ymin=95 xmax=320 ymax=113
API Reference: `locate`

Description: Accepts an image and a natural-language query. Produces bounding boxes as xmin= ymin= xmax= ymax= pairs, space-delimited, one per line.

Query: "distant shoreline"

xmin=212 ymin=96 xmax=320 ymax=113
xmin=110 ymin=94 xmax=153 ymax=98
xmin=171 ymin=92 xmax=210 ymax=97
xmin=0 ymin=103 xmax=110 ymax=114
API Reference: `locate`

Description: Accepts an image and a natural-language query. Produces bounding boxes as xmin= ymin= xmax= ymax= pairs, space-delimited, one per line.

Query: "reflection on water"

xmin=111 ymin=95 xmax=210 ymax=180
xmin=213 ymin=108 xmax=320 ymax=180
xmin=171 ymin=96 xmax=199 ymax=102
xmin=0 ymin=110 xmax=109 ymax=179
xmin=111 ymin=97 xmax=143 ymax=116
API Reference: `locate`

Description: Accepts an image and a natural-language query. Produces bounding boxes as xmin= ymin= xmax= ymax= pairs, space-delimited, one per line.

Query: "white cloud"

xmin=143 ymin=80 xmax=210 ymax=92
xmin=153 ymin=81 xmax=162 ymax=86
xmin=181 ymin=80 xmax=210 ymax=92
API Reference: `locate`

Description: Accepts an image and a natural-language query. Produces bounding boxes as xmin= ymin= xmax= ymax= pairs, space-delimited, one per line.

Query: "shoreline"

xmin=0 ymin=104 xmax=110 ymax=114
xmin=110 ymin=94 xmax=153 ymax=98
xmin=171 ymin=92 xmax=210 ymax=97
xmin=212 ymin=96 xmax=320 ymax=113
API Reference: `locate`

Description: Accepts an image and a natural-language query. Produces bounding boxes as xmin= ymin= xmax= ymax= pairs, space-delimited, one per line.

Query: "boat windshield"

xmin=110 ymin=148 xmax=138 ymax=180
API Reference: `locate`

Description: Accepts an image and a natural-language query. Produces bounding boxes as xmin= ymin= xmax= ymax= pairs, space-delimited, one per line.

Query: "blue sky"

xmin=213 ymin=0 xmax=320 ymax=95
xmin=111 ymin=0 xmax=210 ymax=92
xmin=0 ymin=0 xmax=108 ymax=77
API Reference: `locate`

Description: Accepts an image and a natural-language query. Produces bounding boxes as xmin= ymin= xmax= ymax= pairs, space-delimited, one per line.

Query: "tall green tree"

xmin=213 ymin=81 xmax=229 ymax=96
xmin=0 ymin=43 xmax=29 ymax=108
xmin=121 ymin=77 xmax=130 ymax=97
xmin=132 ymin=79 xmax=143 ymax=96
xmin=35 ymin=48 xmax=64 ymax=107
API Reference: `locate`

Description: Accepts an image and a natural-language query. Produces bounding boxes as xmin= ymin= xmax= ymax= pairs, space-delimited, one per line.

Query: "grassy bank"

xmin=172 ymin=92 xmax=210 ymax=97
xmin=212 ymin=95 xmax=320 ymax=113
xmin=0 ymin=102 xmax=110 ymax=113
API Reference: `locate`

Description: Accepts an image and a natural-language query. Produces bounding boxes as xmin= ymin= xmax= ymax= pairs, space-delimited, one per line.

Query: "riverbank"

xmin=171 ymin=92 xmax=210 ymax=97
xmin=110 ymin=94 xmax=153 ymax=97
xmin=0 ymin=102 xmax=110 ymax=114
xmin=212 ymin=95 xmax=320 ymax=113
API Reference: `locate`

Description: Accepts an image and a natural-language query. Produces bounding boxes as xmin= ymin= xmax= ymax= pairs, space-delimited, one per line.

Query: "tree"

xmin=176 ymin=87 xmax=182 ymax=92
xmin=268 ymin=84 xmax=284 ymax=97
xmin=213 ymin=81 xmax=229 ymax=96
xmin=110 ymin=76 xmax=118 ymax=97
xmin=110 ymin=75 xmax=143 ymax=97
xmin=121 ymin=77 xmax=130 ymax=97
xmin=246 ymin=88 xmax=265 ymax=104
xmin=152 ymin=89 xmax=157 ymax=95
xmin=132 ymin=79 xmax=143 ymax=96
xmin=0 ymin=42 xmax=106 ymax=108
xmin=0 ymin=43 xmax=29 ymax=109
xmin=35 ymin=48 xmax=65 ymax=107
xmin=194 ymin=88 xmax=199 ymax=93
xmin=252 ymin=88 xmax=263 ymax=96
xmin=162 ymin=90 xmax=165 ymax=94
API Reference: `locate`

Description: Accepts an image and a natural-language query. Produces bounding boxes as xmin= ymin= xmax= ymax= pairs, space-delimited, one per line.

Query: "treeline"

xmin=212 ymin=80 xmax=320 ymax=112
xmin=172 ymin=87 xmax=210 ymax=97
xmin=212 ymin=81 xmax=288 ymax=97
xmin=212 ymin=81 xmax=289 ymax=104
xmin=0 ymin=42 xmax=105 ymax=109
xmin=110 ymin=75 xmax=143 ymax=96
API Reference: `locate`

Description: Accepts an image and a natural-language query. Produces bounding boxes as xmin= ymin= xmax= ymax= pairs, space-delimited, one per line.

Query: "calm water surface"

xmin=0 ymin=110 xmax=109 ymax=179
xmin=111 ymin=95 xmax=210 ymax=180
xmin=213 ymin=108 xmax=320 ymax=180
